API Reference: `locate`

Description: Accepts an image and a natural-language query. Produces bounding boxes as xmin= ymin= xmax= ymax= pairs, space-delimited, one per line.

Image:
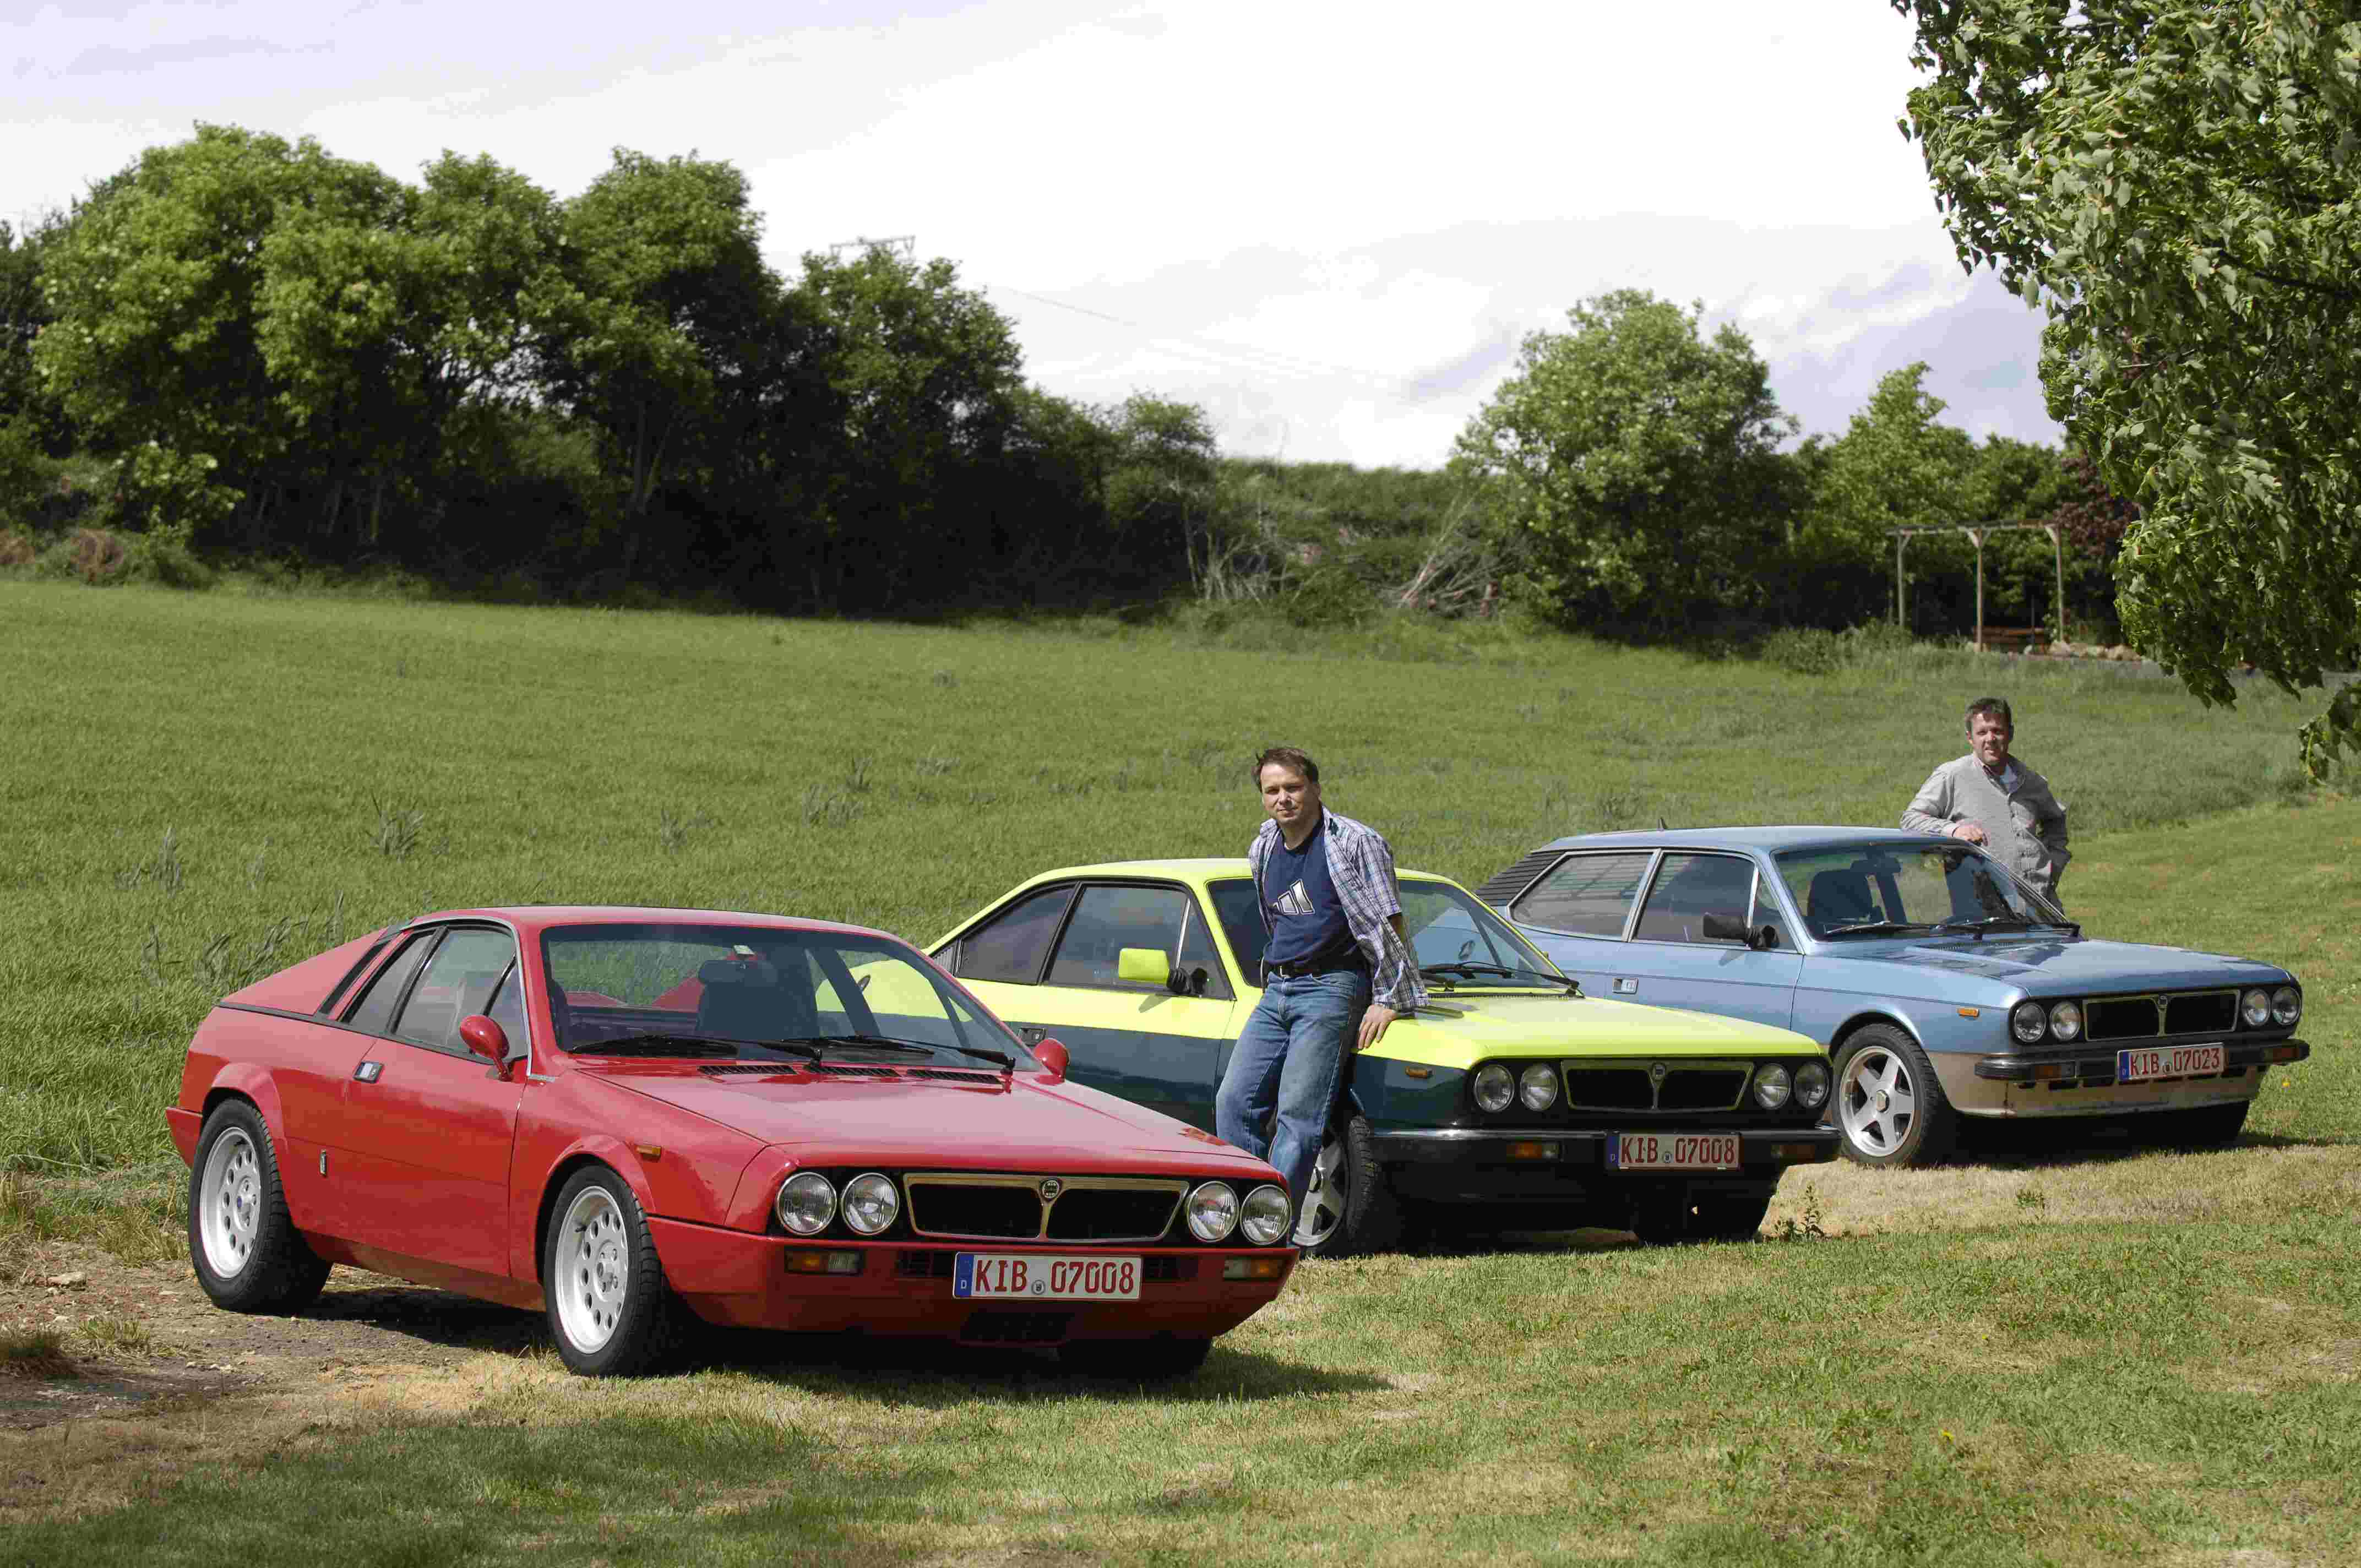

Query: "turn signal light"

xmin=1505 ymin=1141 xmax=1559 ymax=1161
xmin=2028 ymin=1062 xmax=2074 ymax=1081
xmin=784 ymin=1249 xmax=863 ymax=1276
xmin=1223 ymin=1256 xmax=1290 ymax=1280
xmin=2266 ymin=1044 xmax=2303 ymax=1062
xmin=1771 ymin=1142 xmax=1836 ymax=1164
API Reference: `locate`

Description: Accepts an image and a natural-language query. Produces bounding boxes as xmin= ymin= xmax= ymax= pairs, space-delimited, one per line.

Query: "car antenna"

xmin=1658 ymin=816 xmax=1669 ymax=830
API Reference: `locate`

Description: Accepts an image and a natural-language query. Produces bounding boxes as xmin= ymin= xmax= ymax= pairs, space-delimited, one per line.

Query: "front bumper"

xmin=647 ymin=1219 xmax=1292 ymax=1345
xmin=1367 ymin=1127 xmax=1836 ymax=1203
xmin=1946 ymin=1037 xmax=2309 ymax=1118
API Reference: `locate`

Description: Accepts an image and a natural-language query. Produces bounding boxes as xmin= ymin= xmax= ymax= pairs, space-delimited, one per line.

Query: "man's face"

xmin=1258 ymin=763 xmax=1321 ymax=831
xmin=1968 ymin=712 xmax=2014 ymax=770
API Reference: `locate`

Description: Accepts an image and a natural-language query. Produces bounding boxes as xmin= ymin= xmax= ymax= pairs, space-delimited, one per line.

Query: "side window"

xmin=1632 ymin=853 xmax=1758 ymax=945
xmin=341 ymin=932 xmax=439 ymax=1037
xmin=1208 ymin=879 xmax=1268 ymax=976
xmin=1173 ymin=897 xmax=1232 ymax=1000
xmin=484 ymin=961 xmax=531 ymax=1055
xmin=393 ymin=927 xmax=520 ymax=1052
xmin=950 ymin=886 xmax=1075 ymax=984
xmin=1512 ymin=852 xmax=1656 ymax=937
xmin=1047 ymin=885 xmax=1193 ymax=992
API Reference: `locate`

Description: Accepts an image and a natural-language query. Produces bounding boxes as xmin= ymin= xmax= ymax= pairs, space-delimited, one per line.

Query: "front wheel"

xmin=1834 ymin=1025 xmax=1957 ymax=1167
xmin=543 ymin=1166 xmax=680 ymax=1377
xmin=1296 ymin=1115 xmax=1402 ymax=1259
xmin=188 ymin=1100 xmax=329 ymax=1314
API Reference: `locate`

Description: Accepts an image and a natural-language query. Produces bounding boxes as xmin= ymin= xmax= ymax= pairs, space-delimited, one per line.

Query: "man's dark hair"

xmin=1965 ymin=696 xmax=2014 ymax=731
xmin=1252 ymin=746 xmax=1320 ymax=785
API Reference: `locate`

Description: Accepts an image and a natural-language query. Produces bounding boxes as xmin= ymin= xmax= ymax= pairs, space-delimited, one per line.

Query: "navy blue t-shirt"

xmin=1261 ymin=814 xmax=1354 ymax=967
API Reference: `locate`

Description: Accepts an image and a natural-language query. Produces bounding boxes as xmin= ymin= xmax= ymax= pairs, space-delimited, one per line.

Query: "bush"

xmin=0 ymin=527 xmax=31 ymax=568
xmin=1760 ymin=620 xmax=1928 ymax=677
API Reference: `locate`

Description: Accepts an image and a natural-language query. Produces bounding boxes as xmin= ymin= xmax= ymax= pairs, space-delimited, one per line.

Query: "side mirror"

xmin=459 ymin=1014 xmax=509 ymax=1066
xmin=1117 ymin=948 xmax=1171 ymax=987
xmin=1700 ymin=915 xmax=1781 ymax=951
xmin=1031 ymin=1036 xmax=1069 ymax=1084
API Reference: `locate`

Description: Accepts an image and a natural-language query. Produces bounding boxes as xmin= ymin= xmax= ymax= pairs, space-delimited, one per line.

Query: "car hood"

xmin=1366 ymin=992 xmax=1823 ymax=1070
xmin=1815 ymin=936 xmax=2293 ymax=998
xmin=579 ymin=1066 xmax=1265 ymax=1173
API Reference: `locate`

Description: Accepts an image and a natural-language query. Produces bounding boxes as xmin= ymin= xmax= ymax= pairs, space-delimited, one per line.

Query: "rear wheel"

xmin=1297 ymin=1116 xmax=1401 ymax=1259
xmin=543 ymin=1166 xmax=680 ymax=1377
xmin=1834 ymin=1025 xmax=1957 ymax=1167
xmin=188 ymin=1101 xmax=329 ymax=1314
xmin=1062 ymin=1336 xmax=1211 ymax=1380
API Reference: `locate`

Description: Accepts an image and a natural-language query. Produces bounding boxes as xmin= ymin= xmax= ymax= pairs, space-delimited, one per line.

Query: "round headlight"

xmin=841 ymin=1172 xmax=899 ymax=1236
xmin=1519 ymin=1063 xmax=1559 ymax=1111
xmin=2011 ymin=1001 xmax=2048 ymax=1044
xmin=1239 ymin=1184 xmax=1291 ymax=1245
xmin=2272 ymin=986 xmax=2301 ymax=1026
xmin=776 ymin=1171 xmax=836 ymax=1236
xmin=1472 ymin=1063 xmax=1515 ymax=1113
xmin=2242 ymin=988 xmax=2272 ymax=1028
xmin=1186 ymin=1182 xmax=1239 ymax=1242
xmin=2048 ymin=1001 xmax=2082 ymax=1042
xmin=1752 ymin=1063 xmax=1793 ymax=1110
xmin=1794 ymin=1060 xmax=1830 ymax=1110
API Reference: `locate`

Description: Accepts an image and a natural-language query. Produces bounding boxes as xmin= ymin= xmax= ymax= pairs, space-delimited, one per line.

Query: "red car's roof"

xmin=415 ymin=906 xmax=900 ymax=942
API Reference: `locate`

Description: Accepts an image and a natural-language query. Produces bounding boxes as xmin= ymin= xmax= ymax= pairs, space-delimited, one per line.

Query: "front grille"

xmin=2084 ymin=990 xmax=2237 ymax=1042
xmin=1561 ymin=1060 xmax=1753 ymax=1113
xmin=903 ymin=1174 xmax=1187 ymax=1243
xmin=897 ymin=1250 xmax=955 ymax=1279
xmin=961 ymin=1310 xmax=1071 ymax=1345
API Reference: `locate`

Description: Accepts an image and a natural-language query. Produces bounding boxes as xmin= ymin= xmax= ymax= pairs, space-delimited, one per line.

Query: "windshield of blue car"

xmin=1774 ymin=844 xmax=2065 ymax=940
xmin=1208 ymin=876 xmax=1568 ymax=988
xmin=540 ymin=924 xmax=1033 ymax=1065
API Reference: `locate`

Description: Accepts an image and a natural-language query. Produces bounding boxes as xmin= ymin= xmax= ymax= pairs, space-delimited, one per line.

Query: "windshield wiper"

xmin=1932 ymin=916 xmax=2037 ymax=940
xmin=565 ymin=1033 xmax=792 ymax=1060
xmin=1421 ymin=962 xmax=1584 ymax=995
xmin=803 ymin=1034 xmax=1018 ymax=1073
xmin=1821 ymin=919 xmax=1935 ymax=938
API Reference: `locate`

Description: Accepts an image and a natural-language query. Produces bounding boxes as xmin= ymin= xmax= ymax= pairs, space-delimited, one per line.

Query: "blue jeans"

xmin=1215 ymin=968 xmax=1372 ymax=1219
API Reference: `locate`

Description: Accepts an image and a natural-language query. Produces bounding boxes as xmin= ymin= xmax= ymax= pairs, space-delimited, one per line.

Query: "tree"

xmin=1895 ymin=1 xmax=2361 ymax=772
xmin=1451 ymin=290 xmax=1798 ymax=632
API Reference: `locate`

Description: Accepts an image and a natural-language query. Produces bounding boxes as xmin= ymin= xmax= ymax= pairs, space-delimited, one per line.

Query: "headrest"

xmin=698 ymin=958 xmax=779 ymax=987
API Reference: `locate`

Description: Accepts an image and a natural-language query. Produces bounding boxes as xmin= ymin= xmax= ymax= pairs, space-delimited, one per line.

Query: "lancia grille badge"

xmin=1649 ymin=1061 xmax=1670 ymax=1087
xmin=1039 ymin=1178 xmax=1063 ymax=1201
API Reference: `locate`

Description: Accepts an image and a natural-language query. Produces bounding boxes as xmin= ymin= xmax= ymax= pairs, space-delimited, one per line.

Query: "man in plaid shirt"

xmin=1215 ymin=747 xmax=1426 ymax=1246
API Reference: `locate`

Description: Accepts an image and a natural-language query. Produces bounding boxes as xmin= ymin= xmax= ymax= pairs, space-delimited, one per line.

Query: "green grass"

xmin=3 ymin=579 xmax=2357 ymax=1562
xmin=0 ymin=579 xmax=2340 ymax=1173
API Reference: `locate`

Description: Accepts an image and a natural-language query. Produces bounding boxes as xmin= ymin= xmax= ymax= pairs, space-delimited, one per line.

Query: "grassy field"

xmin=0 ymin=579 xmax=2340 ymax=1173
xmin=1 ymin=579 xmax=2355 ymax=1563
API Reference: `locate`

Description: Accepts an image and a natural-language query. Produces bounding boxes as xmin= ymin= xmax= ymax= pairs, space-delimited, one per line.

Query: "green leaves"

xmin=1896 ymin=1 xmax=2361 ymax=772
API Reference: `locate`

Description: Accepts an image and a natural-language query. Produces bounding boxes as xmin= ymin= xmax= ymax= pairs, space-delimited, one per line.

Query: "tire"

xmin=188 ymin=1100 xmax=330 ymax=1314
xmin=2147 ymin=1102 xmax=2249 ymax=1150
xmin=1296 ymin=1115 xmax=1401 ymax=1259
xmin=1834 ymin=1024 xmax=1957 ymax=1167
xmin=1062 ymin=1335 xmax=1212 ymax=1381
xmin=542 ymin=1166 xmax=681 ymax=1377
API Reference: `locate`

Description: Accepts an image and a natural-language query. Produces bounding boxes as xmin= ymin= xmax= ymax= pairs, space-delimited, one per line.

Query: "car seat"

xmin=1805 ymin=869 xmax=1876 ymax=925
xmin=695 ymin=958 xmax=818 ymax=1043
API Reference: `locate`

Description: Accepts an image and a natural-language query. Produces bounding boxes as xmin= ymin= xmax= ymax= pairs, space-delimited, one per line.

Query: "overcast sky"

xmin=8 ymin=0 xmax=2063 ymax=468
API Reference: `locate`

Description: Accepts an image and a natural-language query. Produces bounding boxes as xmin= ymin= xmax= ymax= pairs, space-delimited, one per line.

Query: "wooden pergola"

xmin=1889 ymin=522 xmax=2069 ymax=651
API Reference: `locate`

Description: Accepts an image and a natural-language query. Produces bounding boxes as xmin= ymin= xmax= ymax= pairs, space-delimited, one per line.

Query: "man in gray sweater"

xmin=1901 ymin=696 xmax=2071 ymax=908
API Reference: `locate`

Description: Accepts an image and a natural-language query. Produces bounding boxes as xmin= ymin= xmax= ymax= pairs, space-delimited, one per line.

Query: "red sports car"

xmin=168 ymin=906 xmax=1296 ymax=1377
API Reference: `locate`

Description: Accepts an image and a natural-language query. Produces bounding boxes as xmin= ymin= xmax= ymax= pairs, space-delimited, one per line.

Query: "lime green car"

xmin=932 ymin=859 xmax=1839 ymax=1254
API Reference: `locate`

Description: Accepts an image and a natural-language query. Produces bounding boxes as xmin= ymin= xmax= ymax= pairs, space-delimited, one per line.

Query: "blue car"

xmin=1477 ymin=828 xmax=2311 ymax=1166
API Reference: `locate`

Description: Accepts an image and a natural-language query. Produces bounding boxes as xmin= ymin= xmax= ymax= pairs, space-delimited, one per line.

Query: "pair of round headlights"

xmin=1470 ymin=1060 xmax=1829 ymax=1114
xmin=2243 ymin=986 xmax=2302 ymax=1027
xmin=1188 ymin=1181 xmax=1292 ymax=1245
xmin=2011 ymin=1000 xmax=2082 ymax=1044
xmin=776 ymin=1170 xmax=899 ymax=1237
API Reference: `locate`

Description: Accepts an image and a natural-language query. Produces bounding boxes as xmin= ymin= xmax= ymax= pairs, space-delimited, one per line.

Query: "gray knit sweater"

xmin=1901 ymin=754 xmax=2071 ymax=906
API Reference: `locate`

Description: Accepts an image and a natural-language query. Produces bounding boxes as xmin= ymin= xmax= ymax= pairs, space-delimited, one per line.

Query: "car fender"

xmin=515 ymin=1133 xmax=667 ymax=1284
xmin=195 ymin=1061 xmax=290 ymax=1153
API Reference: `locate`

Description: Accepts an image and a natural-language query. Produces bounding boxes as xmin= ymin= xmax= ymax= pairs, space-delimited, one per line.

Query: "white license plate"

xmin=1609 ymin=1133 xmax=1740 ymax=1171
xmin=953 ymin=1253 xmax=1141 ymax=1301
xmin=2117 ymin=1044 xmax=2226 ymax=1082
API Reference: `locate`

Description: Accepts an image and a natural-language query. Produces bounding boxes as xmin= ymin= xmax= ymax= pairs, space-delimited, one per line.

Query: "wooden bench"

xmin=1977 ymin=626 xmax=2046 ymax=654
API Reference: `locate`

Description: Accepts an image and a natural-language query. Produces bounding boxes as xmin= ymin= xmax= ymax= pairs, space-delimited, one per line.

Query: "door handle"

xmin=353 ymin=1060 xmax=384 ymax=1082
xmin=1612 ymin=978 xmax=1639 ymax=995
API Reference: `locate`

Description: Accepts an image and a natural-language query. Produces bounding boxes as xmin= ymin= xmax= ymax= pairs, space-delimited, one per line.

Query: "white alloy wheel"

xmin=1294 ymin=1135 xmax=1348 ymax=1249
xmin=1839 ymin=1044 xmax=1919 ymax=1158
xmin=198 ymin=1125 xmax=263 ymax=1279
xmin=553 ymin=1185 xmax=632 ymax=1354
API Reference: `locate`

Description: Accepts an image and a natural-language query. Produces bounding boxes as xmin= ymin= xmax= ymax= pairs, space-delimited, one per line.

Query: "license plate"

xmin=1609 ymin=1133 xmax=1740 ymax=1171
xmin=953 ymin=1253 xmax=1141 ymax=1301
xmin=2117 ymin=1044 xmax=2225 ymax=1082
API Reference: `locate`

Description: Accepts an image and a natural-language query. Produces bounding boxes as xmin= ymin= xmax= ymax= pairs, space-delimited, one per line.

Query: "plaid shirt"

xmin=1249 ymin=809 xmax=1428 ymax=1012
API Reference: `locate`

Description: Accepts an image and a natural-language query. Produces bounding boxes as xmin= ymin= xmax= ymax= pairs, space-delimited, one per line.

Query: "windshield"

xmin=1208 ymin=877 xmax=1566 ymax=989
xmin=540 ymin=923 xmax=1031 ymax=1065
xmin=1774 ymin=843 xmax=2066 ymax=940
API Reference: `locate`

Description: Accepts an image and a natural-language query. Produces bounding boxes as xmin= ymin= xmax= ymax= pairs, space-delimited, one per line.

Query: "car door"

xmin=945 ymin=881 xmax=1237 ymax=1129
xmin=329 ymin=923 xmax=527 ymax=1276
xmin=1609 ymin=852 xmax=1803 ymax=1029
xmin=1496 ymin=850 xmax=1659 ymax=999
